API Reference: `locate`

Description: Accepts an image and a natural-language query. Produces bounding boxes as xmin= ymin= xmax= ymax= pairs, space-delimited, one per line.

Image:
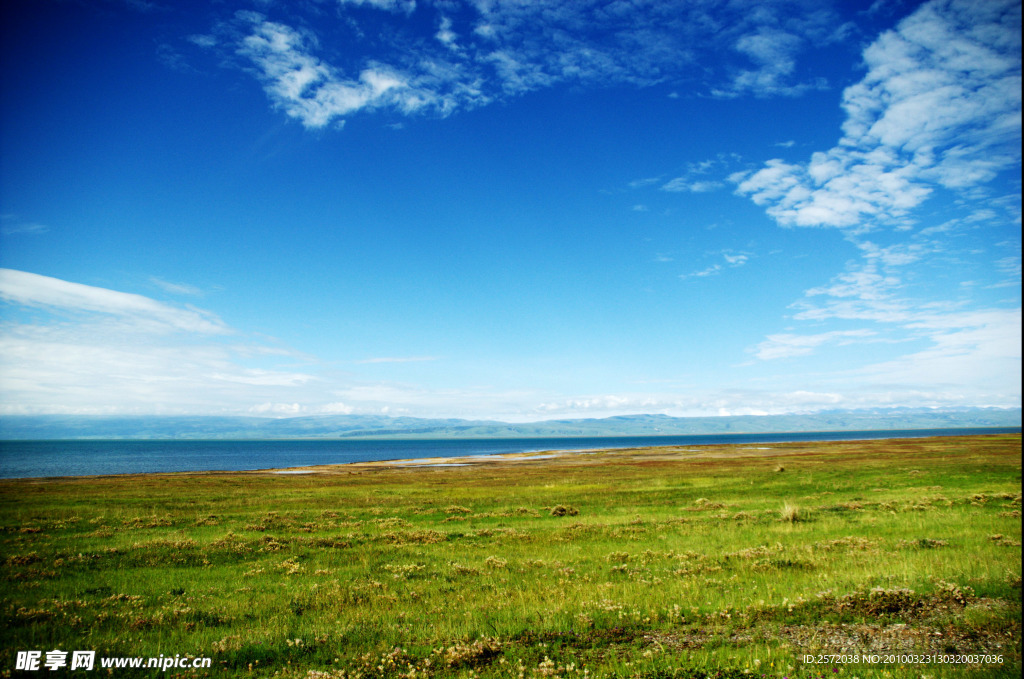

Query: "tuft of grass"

xmin=780 ymin=502 xmax=802 ymax=522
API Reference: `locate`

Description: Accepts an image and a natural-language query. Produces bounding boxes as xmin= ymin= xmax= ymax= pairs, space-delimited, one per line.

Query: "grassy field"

xmin=1 ymin=434 xmax=1020 ymax=678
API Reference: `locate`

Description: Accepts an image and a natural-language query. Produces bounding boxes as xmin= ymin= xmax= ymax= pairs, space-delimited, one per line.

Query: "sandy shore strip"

xmin=248 ymin=448 xmax=602 ymax=475
xmin=245 ymin=442 xmax=803 ymax=475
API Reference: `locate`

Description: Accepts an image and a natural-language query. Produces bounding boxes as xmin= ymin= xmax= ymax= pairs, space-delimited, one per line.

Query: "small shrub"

xmin=935 ymin=580 xmax=974 ymax=606
xmin=550 ymin=505 xmax=579 ymax=517
xmin=833 ymin=587 xmax=922 ymax=616
xmin=432 ymin=637 xmax=502 ymax=669
xmin=382 ymin=563 xmax=425 ymax=580
xmin=277 ymin=558 xmax=304 ymax=575
xmin=780 ymin=502 xmax=801 ymax=522
xmin=449 ymin=562 xmax=480 ymax=576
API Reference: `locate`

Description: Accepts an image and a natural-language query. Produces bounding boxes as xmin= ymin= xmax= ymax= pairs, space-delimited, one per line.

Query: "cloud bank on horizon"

xmin=0 ymin=0 xmax=1019 ymax=420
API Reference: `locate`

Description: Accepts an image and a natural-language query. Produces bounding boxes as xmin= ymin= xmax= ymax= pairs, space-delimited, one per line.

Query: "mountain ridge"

xmin=0 ymin=408 xmax=1019 ymax=440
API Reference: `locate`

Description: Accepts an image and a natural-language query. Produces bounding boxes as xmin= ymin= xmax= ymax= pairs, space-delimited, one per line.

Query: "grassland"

xmin=1 ymin=434 xmax=1020 ymax=678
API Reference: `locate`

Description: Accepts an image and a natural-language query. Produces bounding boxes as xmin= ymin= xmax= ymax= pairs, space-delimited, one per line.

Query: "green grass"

xmin=1 ymin=435 xmax=1020 ymax=678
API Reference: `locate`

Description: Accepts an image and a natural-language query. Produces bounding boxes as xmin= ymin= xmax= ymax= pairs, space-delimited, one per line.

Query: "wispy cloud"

xmin=1 ymin=215 xmax=48 ymax=236
xmin=0 ymin=270 xmax=326 ymax=415
xmin=187 ymin=34 xmax=217 ymax=48
xmin=529 ymin=389 xmax=858 ymax=419
xmin=249 ymin=402 xmax=305 ymax=416
xmin=436 ymin=15 xmax=458 ymax=49
xmin=357 ymin=356 xmax=438 ymax=364
xmin=748 ymin=249 xmax=1021 ymax=399
xmin=680 ymin=264 xmax=721 ymax=279
xmin=717 ymin=27 xmax=826 ymax=98
xmin=856 ymin=308 xmax=1021 ymax=393
xmin=216 ymin=1 xmax=851 ymax=129
xmin=0 ymin=269 xmax=227 ymax=335
xmin=995 ymin=256 xmax=1022 ymax=280
xmin=680 ymin=249 xmax=752 ymax=278
xmin=732 ymin=0 xmax=1021 ymax=231
xmin=660 ymin=155 xmax=740 ymax=194
xmin=234 ymin=14 xmax=442 ymax=129
xmin=149 ymin=277 xmax=204 ymax=296
xmin=338 ymin=0 xmax=416 ymax=13
xmin=3 ymin=269 xmax=1015 ymax=416
xmin=752 ymin=329 xmax=877 ymax=360
xmin=723 ymin=252 xmax=750 ymax=266
xmin=731 ymin=0 xmax=1021 ymax=405
xmin=662 ymin=179 xmax=723 ymax=193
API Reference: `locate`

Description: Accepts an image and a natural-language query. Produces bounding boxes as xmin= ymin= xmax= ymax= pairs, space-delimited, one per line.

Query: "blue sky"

xmin=0 ymin=0 xmax=1020 ymax=420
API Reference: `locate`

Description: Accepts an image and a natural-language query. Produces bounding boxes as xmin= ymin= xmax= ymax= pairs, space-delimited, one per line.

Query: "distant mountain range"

xmin=0 ymin=408 xmax=1019 ymax=440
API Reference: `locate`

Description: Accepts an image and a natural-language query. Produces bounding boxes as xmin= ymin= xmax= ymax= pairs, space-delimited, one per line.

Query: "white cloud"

xmin=149 ymin=277 xmax=204 ymax=296
xmin=856 ymin=308 xmax=1021 ymax=392
xmin=662 ymin=178 xmax=723 ymax=193
xmin=337 ymin=0 xmax=416 ymax=13
xmin=0 ymin=269 xmax=228 ymax=335
xmin=728 ymin=0 xmax=1020 ymax=409
xmin=856 ymin=240 xmax=930 ymax=267
xmin=187 ymin=34 xmax=217 ymax=48
xmin=757 ymin=254 xmax=1020 ymax=402
xmin=752 ymin=329 xmax=877 ymax=360
xmin=317 ymin=401 xmax=354 ymax=415
xmin=0 ymin=270 xmax=327 ymax=415
xmin=680 ymin=264 xmax=721 ymax=279
xmin=681 ymin=250 xmax=751 ymax=278
xmin=210 ymin=369 xmax=317 ymax=387
xmin=721 ymin=27 xmax=819 ymax=98
xmin=249 ymin=402 xmax=303 ymax=415
xmin=436 ymin=16 xmax=458 ymax=49
xmin=0 ymin=215 xmax=48 ymax=236
xmin=733 ymin=0 xmax=1021 ymax=231
xmin=527 ymin=389 xmax=872 ymax=420
xmin=233 ymin=14 xmax=461 ymax=128
xmin=356 ymin=356 xmax=438 ymax=364
xmin=218 ymin=1 xmax=851 ymax=129
xmin=536 ymin=395 xmax=635 ymax=413
xmin=995 ymin=256 xmax=1021 ymax=278
xmin=660 ymin=155 xmax=742 ymax=194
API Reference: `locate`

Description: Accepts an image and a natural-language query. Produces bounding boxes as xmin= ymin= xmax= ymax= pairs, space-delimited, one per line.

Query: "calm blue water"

xmin=0 ymin=428 xmax=1018 ymax=479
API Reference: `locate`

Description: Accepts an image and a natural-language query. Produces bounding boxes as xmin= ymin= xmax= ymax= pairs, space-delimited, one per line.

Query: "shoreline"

xmin=1 ymin=430 xmax=1018 ymax=482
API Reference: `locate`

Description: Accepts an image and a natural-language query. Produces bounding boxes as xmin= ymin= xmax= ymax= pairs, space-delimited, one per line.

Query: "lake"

xmin=0 ymin=427 xmax=1019 ymax=479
